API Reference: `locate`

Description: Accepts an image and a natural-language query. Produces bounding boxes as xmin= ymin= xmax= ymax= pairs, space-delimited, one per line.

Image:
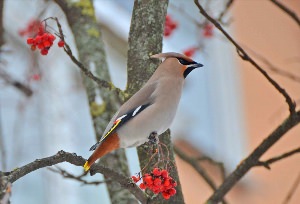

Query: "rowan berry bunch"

xmin=19 ymin=19 xmax=43 ymax=37
xmin=164 ymin=15 xmax=178 ymax=37
xmin=183 ymin=47 xmax=198 ymax=58
xmin=23 ymin=19 xmax=65 ymax=56
xmin=203 ymin=23 xmax=214 ymax=38
xmin=132 ymin=168 xmax=177 ymax=200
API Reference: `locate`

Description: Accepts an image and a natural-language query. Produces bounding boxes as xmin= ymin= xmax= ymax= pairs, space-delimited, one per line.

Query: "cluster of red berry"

xmin=164 ymin=15 xmax=178 ymax=37
xmin=22 ymin=19 xmax=65 ymax=56
xmin=203 ymin=23 xmax=214 ymax=38
xmin=183 ymin=47 xmax=198 ymax=58
xmin=19 ymin=19 xmax=43 ymax=37
xmin=132 ymin=168 xmax=177 ymax=200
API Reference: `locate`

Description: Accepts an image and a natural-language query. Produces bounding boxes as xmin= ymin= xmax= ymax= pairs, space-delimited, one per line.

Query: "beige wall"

xmin=176 ymin=1 xmax=300 ymax=203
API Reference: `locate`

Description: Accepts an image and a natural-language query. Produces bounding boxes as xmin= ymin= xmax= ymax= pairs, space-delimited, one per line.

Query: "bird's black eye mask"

xmin=177 ymin=57 xmax=204 ymax=78
xmin=176 ymin=57 xmax=196 ymax=65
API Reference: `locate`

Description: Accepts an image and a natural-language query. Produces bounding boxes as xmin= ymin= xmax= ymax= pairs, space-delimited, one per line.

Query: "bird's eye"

xmin=177 ymin=58 xmax=194 ymax=65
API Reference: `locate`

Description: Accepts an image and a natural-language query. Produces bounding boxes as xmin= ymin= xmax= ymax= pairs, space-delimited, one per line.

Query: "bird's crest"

xmin=151 ymin=52 xmax=194 ymax=62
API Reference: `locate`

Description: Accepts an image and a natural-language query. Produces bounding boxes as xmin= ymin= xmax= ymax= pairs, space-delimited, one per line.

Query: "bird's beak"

xmin=188 ymin=62 xmax=203 ymax=69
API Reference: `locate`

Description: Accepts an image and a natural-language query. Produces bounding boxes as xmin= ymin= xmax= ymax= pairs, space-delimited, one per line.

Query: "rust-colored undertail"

xmin=83 ymin=132 xmax=120 ymax=171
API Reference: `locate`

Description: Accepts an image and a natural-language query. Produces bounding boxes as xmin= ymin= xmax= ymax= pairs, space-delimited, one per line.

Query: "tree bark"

xmin=127 ymin=0 xmax=185 ymax=203
xmin=54 ymin=1 xmax=135 ymax=203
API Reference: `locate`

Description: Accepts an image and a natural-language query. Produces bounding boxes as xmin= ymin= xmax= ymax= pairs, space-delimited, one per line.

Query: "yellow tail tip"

xmin=83 ymin=161 xmax=90 ymax=172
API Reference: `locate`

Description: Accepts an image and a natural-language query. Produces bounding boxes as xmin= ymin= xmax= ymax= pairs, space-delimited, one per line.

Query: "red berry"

xmin=170 ymin=22 xmax=177 ymax=30
xmin=164 ymin=26 xmax=172 ymax=37
xmin=131 ymin=176 xmax=140 ymax=183
xmin=38 ymin=25 xmax=45 ymax=35
xmin=31 ymin=45 xmax=36 ymax=51
xmin=31 ymin=74 xmax=41 ymax=81
xmin=48 ymin=34 xmax=56 ymax=42
xmin=153 ymin=178 xmax=162 ymax=186
xmin=144 ymin=176 xmax=153 ymax=185
xmin=163 ymin=179 xmax=170 ymax=187
xmin=203 ymin=23 xmax=213 ymax=38
xmin=41 ymin=33 xmax=48 ymax=41
xmin=162 ymin=191 xmax=171 ymax=200
xmin=152 ymin=168 xmax=161 ymax=176
xmin=40 ymin=49 xmax=48 ymax=55
xmin=168 ymin=188 xmax=176 ymax=196
xmin=139 ymin=183 xmax=146 ymax=190
xmin=183 ymin=47 xmax=197 ymax=58
xmin=58 ymin=40 xmax=65 ymax=47
xmin=27 ymin=38 xmax=34 ymax=44
xmin=43 ymin=40 xmax=51 ymax=47
xmin=35 ymin=36 xmax=42 ymax=43
xmin=37 ymin=43 xmax=44 ymax=49
xmin=161 ymin=170 xmax=168 ymax=178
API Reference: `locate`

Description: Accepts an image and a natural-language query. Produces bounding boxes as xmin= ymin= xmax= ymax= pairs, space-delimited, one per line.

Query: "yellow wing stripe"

xmin=100 ymin=119 xmax=121 ymax=142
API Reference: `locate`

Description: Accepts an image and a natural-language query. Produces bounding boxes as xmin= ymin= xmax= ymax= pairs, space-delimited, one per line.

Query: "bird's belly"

xmin=117 ymin=105 xmax=176 ymax=148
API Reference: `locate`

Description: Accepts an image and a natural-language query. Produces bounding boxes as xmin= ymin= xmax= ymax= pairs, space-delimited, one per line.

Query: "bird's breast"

xmin=118 ymin=78 xmax=184 ymax=148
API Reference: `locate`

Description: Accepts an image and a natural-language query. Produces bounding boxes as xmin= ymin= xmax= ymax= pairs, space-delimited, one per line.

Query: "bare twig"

xmin=173 ymin=146 xmax=228 ymax=204
xmin=270 ymin=0 xmax=300 ymax=27
xmin=197 ymin=156 xmax=226 ymax=181
xmin=0 ymin=69 xmax=33 ymax=97
xmin=0 ymin=151 xmax=147 ymax=203
xmin=48 ymin=166 xmax=108 ymax=186
xmin=282 ymin=171 xmax=300 ymax=204
xmin=255 ymin=147 xmax=300 ymax=169
xmin=46 ymin=17 xmax=124 ymax=99
xmin=245 ymin=47 xmax=300 ymax=83
xmin=205 ymin=111 xmax=300 ymax=203
xmin=218 ymin=0 xmax=234 ymax=22
xmin=194 ymin=0 xmax=296 ymax=115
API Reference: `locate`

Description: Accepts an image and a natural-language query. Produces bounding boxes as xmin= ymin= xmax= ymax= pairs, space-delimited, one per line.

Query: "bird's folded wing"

xmin=89 ymin=82 xmax=158 ymax=151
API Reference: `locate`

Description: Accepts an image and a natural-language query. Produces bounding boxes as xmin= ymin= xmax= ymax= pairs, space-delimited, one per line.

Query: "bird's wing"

xmin=89 ymin=81 xmax=158 ymax=151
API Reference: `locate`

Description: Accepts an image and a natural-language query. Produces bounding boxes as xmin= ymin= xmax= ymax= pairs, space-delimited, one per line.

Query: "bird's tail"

xmin=83 ymin=132 xmax=120 ymax=171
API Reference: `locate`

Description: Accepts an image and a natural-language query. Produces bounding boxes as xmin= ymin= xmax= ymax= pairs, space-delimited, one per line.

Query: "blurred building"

xmin=1 ymin=0 xmax=299 ymax=204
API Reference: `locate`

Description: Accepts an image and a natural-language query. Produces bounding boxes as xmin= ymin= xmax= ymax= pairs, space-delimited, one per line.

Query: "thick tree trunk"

xmin=54 ymin=1 xmax=136 ymax=203
xmin=127 ymin=0 xmax=185 ymax=203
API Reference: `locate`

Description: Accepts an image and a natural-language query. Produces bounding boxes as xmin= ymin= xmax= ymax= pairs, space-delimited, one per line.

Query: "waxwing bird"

xmin=84 ymin=52 xmax=203 ymax=171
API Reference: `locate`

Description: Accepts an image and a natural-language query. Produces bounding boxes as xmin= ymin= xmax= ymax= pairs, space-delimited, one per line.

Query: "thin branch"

xmin=194 ymin=0 xmax=296 ymax=115
xmin=173 ymin=146 xmax=228 ymax=204
xmin=217 ymin=0 xmax=234 ymax=22
xmin=205 ymin=111 xmax=300 ymax=203
xmin=282 ymin=171 xmax=300 ymax=204
xmin=0 ymin=150 xmax=147 ymax=203
xmin=48 ymin=17 xmax=124 ymax=100
xmin=245 ymin=47 xmax=300 ymax=83
xmin=270 ymin=0 xmax=300 ymax=27
xmin=0 ymin=69 xmax=33 ymax=97
xmin=197 ymin=156 xmax=226 ymax=181
xmin=48 ymin=166 xmax=108 ymax=186
xmin=255 ymin=147 xmax=300 ymax=169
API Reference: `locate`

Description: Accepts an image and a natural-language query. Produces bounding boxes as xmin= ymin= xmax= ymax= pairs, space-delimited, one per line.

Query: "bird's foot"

xmin=148 ymin=131 xmax=158 ymax=145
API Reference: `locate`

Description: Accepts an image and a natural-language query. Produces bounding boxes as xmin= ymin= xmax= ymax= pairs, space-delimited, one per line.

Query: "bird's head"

xmin=151 ymin=52 xmax=203 ymax=78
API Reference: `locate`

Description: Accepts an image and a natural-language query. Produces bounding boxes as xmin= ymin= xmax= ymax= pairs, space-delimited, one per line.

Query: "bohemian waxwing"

xmin=84 ymin=52 xmax=203 ymax=171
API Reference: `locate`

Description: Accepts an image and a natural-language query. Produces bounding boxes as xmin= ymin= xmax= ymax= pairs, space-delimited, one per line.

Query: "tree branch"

xmin=282 ymin=171 xmax=300 ymax=204
xmin=218 ymin=0 xmax=234 ymax=22
xmin=270 ymin=0 xmax=300 ymax=27
xmin=245 ymin=47 xmax=300 ymax=83
xmin=49 ymin=16 xmax=124 ymax=100
xmin=206 ymin=111 xmax=300 ymax=203
xmin=174 ymin=146 xmax=228 ymax=204
xmin=0 ymin=150 xmax=147 ymax=203
xmin=0 ymin=68 xmax=33 ymax=97
xmin=48 ymin=166 xmax=108 ymax=186
xmin=194 ymin=0 xmax=296 ymax=115
xmin=254 ymin=146 xmax=300 ymax=169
